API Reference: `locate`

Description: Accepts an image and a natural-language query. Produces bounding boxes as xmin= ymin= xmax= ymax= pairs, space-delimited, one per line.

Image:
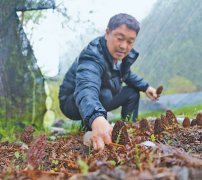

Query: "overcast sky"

xmin=25 ymin=0 xmax=157 ymax=76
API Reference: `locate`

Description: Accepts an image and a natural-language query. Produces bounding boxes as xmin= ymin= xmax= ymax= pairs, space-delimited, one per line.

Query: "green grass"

xmin=0 ymin=118 xmax=48 ymax=143
xmin=138 ymin=103 xmax=202 ymax=120
xmin=62 ymin=121 xmax=82 ymax=134
xmin=0 ymin=102 xmax=201 ymax=143
xmin=108 ymin=103 xmax=202 ymax=123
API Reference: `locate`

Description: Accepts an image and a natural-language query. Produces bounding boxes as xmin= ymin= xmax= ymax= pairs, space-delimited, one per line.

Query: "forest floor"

xmin=0 ymin=110 xmax=202 ymax=180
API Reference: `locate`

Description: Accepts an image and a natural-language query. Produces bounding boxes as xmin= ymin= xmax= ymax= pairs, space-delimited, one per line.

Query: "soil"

xmin=0 ymin=111 xmax=202 ymax=180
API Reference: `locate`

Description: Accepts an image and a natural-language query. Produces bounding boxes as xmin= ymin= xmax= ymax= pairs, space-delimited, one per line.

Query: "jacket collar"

xmin=100 ymin=36 xmax=114 ymax=69
xmin=99 ymin=36 xmax=139 ymax=68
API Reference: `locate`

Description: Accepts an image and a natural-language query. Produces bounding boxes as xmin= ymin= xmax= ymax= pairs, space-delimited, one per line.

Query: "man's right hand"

xmin=145 ymin=86 xmax=158 ymax=101
xmin=91 ymin=116 xmax=113 ymax=151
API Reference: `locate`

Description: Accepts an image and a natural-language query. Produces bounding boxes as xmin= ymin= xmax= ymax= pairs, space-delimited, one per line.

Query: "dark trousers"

xmin=60 ymin=86 xmax=140 ymax=122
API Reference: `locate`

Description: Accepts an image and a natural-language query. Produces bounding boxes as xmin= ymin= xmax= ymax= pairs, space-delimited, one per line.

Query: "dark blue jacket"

xmin=59 ymin=36 xmax=149 ymax=129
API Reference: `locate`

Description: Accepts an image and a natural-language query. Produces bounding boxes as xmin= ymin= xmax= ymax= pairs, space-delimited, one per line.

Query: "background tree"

xmin=134 ymin=0 xmax=202 ymax=94
xmin=0 ymin=0 xmax=55 ymax=129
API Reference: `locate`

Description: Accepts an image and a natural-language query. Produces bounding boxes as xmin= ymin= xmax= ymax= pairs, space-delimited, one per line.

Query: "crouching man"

xmin=59 ymin=13 xmax=158 ymax=150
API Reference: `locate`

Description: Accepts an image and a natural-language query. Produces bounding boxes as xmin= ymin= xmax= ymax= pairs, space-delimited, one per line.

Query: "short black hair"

xmin=107 ymin=13 xmax=140 ymax=34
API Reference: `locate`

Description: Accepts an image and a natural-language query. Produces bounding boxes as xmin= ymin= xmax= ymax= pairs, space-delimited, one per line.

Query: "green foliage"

xmin=0 ymin=116 xmax=46 ymax=142
xmin=134 ymin=144 xmax=140 ymax=169
xmin=139 ymin=103 xmax=202 ymax=120
xmin=14 ymin=151 xmax=26 ymax=162
xmin=22 ymin=11 xmax=45 ymax=26
xmin=134 ymin=0 xmax=202 ymax=94
xmin=138 ymin=110 xmax=164 ymax=120
xmin=148 ymin=149 xmax=155 ymax=166
xmin=62 ymin=121 xmax=81 ymax=135
xmin=107 ymin=160 xmax=116 ymax=166
xmin=22 ymin=152 xmax=27 ymax=162
xmin=52 ymin=160 xmax=59 ymax=165
xmin=127 ymin=128 xmax=136 ymax=136
xmin=150 ymin=134 xmax=156 ymax=142
xmin=14 ymin=151 xmax=20 ymax=160
xmin=77 ymin=159 xmax=89 ymax=174
xmin=0 ymin=125 xmax=18 ymax=142
xmin=171 ymin=104 xmax=202 ymax=119
xmin=167 ymin=75 xmax=197 ymax=94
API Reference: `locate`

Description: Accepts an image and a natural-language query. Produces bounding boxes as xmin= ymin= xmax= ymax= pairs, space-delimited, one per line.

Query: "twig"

xmin=0 ymin=146 xmax=20 ymax=151
xmin=109 ymin=142 xmax=124 ymax=148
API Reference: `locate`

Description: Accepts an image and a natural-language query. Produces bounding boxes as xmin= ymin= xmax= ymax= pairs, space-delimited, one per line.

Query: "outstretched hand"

xmin=91 ymin=116 xmax=113 ymax=151
xmin=145 ymin=86 xmax=158 ymax=100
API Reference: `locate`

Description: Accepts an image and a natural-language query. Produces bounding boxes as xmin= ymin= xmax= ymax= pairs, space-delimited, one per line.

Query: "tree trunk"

xmin=0 ymin=0 xmax=46 ymax=128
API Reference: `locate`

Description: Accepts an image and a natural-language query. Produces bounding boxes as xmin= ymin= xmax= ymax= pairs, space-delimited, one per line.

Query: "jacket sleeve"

xmin=74 ymin=53 xmax=107 ymax=130
xmin=124 ymin=70 xmax=149 ymax=92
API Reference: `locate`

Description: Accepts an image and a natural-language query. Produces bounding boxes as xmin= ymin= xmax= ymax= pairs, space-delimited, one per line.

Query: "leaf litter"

xmin=0 ymin=110 xmax=202 ymax=179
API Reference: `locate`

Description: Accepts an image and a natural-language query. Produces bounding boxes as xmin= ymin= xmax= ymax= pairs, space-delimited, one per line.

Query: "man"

xmin=59 ymin=13 xmax=158 ymax=151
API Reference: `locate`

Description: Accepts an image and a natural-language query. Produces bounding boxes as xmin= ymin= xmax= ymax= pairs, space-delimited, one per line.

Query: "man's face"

xmin=105 ymin=24 xmax=137 ymax=60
